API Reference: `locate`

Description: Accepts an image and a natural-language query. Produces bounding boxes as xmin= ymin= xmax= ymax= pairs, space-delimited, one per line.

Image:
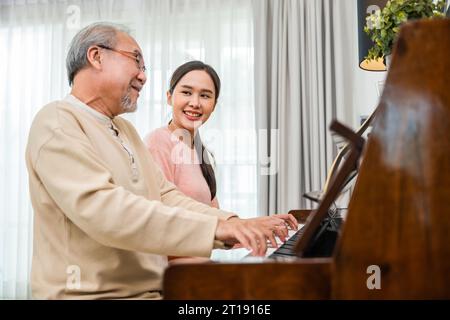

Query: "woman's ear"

xmin=166 ymin=90 xmax=173 ymax=106
xmin=86 ymin=46 xmax=102 ymax=70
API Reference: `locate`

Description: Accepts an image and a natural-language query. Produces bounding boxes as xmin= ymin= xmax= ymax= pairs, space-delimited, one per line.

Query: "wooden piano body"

xmin=163 ymin=19 xmax=450 ymax=299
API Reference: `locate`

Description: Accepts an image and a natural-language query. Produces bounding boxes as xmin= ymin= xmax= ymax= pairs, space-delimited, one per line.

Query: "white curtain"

xmin=0 ymin=0 xmax=255 ymax=299
xmin=253 ymin=0 xmax=356 ymax=215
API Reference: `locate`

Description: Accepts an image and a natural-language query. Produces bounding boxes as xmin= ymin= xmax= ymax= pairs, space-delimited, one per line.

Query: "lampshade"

xmin=357 ymin=0 xmax=388 ymax=71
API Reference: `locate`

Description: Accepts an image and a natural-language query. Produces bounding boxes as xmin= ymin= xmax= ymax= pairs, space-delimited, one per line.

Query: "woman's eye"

xmin=201 ymin=94 xmax=211 ymax=99
xmin=181 ymin=91 xmax=191 ymax=95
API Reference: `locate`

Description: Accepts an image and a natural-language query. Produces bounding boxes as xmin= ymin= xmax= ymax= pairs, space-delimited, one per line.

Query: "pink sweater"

xmin=145 ymin=126 xmax=219 ymax=208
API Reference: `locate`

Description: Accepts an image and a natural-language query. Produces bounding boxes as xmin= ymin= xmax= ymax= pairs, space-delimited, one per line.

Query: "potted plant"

xmin=364 ymin=0 xmax=446 ymax=65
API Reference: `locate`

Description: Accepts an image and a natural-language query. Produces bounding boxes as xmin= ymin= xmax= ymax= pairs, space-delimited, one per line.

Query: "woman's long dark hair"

xmin=169 ymin=61 xmax=220 ymax=200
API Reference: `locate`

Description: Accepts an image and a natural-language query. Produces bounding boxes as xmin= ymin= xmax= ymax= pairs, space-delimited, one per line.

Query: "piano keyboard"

xmin=265 ymin=223 xmax=305 ymax=258
xmin=210 ymin=223 xmax=305 ymax=262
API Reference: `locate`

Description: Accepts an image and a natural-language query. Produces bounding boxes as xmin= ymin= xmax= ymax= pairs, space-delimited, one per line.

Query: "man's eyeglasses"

xmin=98 ymin=45 xmax=147 ymax=73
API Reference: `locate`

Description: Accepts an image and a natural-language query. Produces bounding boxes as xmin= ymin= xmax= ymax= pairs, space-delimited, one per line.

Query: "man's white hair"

xmin=66 ymin=22 xmax=131 ymax=86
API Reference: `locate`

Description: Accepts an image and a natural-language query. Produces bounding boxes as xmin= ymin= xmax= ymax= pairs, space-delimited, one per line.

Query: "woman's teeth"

xmin=183 ymin=111 xmax=202 ymax=118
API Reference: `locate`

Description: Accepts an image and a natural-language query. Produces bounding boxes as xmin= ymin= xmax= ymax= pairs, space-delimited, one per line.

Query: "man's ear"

xmin=86 ymin=46 xmax=102 ymax=70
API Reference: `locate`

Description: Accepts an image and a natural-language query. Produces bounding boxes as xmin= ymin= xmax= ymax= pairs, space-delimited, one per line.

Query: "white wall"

xmin=352 ymin=67 xmax=386 ymax=126
xmin=350 ymin=1 xmax=387 ymax=129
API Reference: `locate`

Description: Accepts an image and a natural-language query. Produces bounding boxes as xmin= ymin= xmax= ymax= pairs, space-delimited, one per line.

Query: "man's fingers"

xmin=278 ymin=214 xmax=298 ymax=230
xmin=256 ymin=228 xmax=268 ymax=256
xmin=240 ymin=226 xmax=260 ymax=256
xmin=273 ymin=226 xmax=287 ymax=243
xmin=287 ymin=214 xmax=298 ymax=229
xmin=234 ymin=228 xmax=252 ymax=253
xmin=249 ymin=226 xmax=266 ymax=256
xmin=269 ymin=219 xmax=289 ymax=237
xmin=279 ymin=223 xmax=289 ymax=237
xmin=254 ymin=228 xmax=267 ymax=256
xmin=266 ymin=229 xmax=278 ymax=248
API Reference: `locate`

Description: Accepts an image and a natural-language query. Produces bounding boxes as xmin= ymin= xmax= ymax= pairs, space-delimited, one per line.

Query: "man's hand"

xmin=245 ymin=214 xmax=298 ymax=246
xmin=214 ymin=214 xmax=298 ymax=256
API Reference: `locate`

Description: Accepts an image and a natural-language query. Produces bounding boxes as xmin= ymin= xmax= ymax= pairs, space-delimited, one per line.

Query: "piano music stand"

xmin=294 ymin=121 xmax=365 ymax=257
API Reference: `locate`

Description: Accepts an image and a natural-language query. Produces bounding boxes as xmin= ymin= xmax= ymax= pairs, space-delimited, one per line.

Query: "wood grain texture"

xmin=333 ymin=19 xmax=450 ymax=299
xmin=164 ymin=259 xmax=331 ymax=300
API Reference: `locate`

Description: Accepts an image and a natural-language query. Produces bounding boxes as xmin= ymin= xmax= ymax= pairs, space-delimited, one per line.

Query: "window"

xmin=0 ymin=0 xmax=256 ymax=299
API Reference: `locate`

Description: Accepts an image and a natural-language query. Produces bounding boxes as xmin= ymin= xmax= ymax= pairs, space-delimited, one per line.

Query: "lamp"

xmin=357 ymin=0 xmax=388 ymax=71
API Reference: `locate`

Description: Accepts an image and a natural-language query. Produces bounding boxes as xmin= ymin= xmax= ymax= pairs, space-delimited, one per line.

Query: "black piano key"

xmin=284 ymin=245 xmax=296 ymax=250
xmin=272 ymin=247 xmax=296 ymax=255
xmin=267 ymin=225 xmax=306 ymax=259
xmin=269 ymin=251 xmax=296 ymax=258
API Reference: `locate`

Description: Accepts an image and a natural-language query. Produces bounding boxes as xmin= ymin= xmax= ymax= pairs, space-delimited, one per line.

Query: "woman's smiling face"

xmin=167 ymin=69 xmax=216 ymax=135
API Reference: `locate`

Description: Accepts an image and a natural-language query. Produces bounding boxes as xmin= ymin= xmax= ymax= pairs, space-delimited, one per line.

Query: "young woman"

xmin=145 ymin=61 xmax=297 ymax=262
xmin=145 ymin=61 xmax=220 ymax=208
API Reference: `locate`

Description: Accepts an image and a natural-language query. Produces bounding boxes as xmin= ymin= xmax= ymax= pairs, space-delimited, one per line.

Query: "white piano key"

xmin=210 ymin=223 xmax=305 ymax=262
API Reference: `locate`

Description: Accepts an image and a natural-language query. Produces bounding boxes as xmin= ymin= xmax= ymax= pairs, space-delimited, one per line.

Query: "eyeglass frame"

xmin=97 ymin=44 xmax=147 ymax=73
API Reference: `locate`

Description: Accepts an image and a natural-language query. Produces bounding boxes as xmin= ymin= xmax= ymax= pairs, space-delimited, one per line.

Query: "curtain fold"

xmin=1 ymin=0 xmax=360 ymax=299
xmin=253 ymin=0 xmax=356 ymax=215
xmin=0 ymin=0 xmax=255 ymax=299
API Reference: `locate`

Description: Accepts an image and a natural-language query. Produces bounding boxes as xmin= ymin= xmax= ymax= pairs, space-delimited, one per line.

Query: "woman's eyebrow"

xmin=180 ymin=85 xmax=213 ymax=94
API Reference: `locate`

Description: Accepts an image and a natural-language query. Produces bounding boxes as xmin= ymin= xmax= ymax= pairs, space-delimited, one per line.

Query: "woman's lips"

xmin=183 ymin=110 xmax=202 ymax=121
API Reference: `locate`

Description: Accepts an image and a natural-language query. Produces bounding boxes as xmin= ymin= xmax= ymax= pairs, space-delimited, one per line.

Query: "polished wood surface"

xmin=163 ymin=20 xmax=450 ymax=300
xmin=164 ymin=259 xmax=331 ymax=300
xmin=333 ymin=19 xmax=450 ymax=299
xmin=284 ymin=209 xmax=312 ymax=223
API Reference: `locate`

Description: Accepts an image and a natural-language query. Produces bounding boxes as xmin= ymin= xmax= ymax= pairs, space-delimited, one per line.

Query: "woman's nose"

xmin=189 ymin=94 xmax=200 ymax=107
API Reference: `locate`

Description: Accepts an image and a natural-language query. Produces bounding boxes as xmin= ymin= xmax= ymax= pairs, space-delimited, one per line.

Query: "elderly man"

xmin=25 ymin=22 xmax=296 ymax=299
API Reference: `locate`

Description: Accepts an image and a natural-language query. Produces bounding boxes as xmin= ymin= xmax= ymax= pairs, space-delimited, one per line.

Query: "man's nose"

xmin=137 ymin=69 xmax=147 ymax=85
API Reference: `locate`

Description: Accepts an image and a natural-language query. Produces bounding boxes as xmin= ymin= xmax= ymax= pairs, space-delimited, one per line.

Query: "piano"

xmin=163 ymin=19 xmax=450 ymax=299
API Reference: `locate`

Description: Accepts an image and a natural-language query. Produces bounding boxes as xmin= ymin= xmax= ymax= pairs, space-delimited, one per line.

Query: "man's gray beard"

xmin=121 ymin=89 xmax=137 ymax=113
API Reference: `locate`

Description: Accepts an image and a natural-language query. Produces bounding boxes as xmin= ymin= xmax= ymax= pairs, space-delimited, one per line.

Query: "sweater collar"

xmin=64 ymin=94 xmax=112 ymax=126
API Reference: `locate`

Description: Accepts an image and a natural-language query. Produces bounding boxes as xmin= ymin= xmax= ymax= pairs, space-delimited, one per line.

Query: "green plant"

xmin=364 ymin=0 xmax=446 ymax=61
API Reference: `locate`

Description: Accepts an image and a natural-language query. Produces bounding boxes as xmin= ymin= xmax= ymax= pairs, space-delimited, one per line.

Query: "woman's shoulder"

xmin=144 ymin=126 xmax=173 ymax=150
